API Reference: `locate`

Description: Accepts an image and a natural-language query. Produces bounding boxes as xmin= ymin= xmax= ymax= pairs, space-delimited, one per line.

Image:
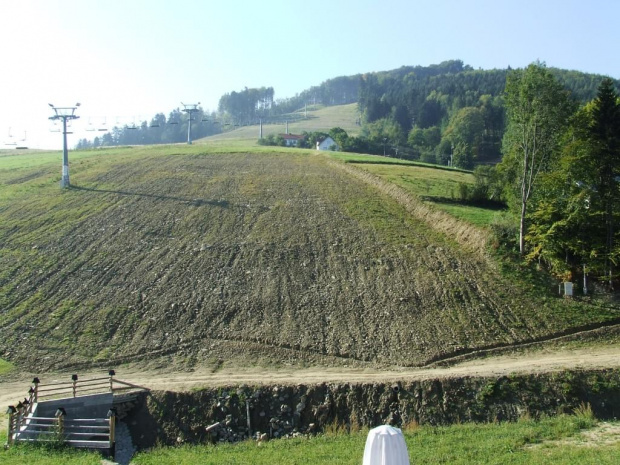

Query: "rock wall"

xmin=125 ymin=369 xmax=620 ymax=450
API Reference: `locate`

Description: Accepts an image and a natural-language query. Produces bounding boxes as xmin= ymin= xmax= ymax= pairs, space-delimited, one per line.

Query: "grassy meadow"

xmin=204 ymin=103 xmax=360 ymax=142
xmin=132 ymin=415 xmax=619 ymax=465
xmin=0 ymin=358 xmax=14 ymax=376
xmin=1 ymin=414 xmax=618 ymax=464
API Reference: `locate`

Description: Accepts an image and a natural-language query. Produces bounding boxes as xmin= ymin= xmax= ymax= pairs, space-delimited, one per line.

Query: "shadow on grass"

xmin=422 ymin=195 xmax=507 ymax=211
xmin=70 ymin=185 xmax=230 ymax=208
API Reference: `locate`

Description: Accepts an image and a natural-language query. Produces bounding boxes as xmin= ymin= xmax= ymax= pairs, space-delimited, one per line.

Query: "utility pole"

xmin=181 ymin=102 xmax=200 ymax=144
xmin=49 ymin=103 xmax=80 ymax=188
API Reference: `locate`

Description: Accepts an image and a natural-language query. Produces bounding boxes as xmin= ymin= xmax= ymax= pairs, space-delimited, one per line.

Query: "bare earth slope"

xmin=0 ymin=150 xmax=617 ymax=371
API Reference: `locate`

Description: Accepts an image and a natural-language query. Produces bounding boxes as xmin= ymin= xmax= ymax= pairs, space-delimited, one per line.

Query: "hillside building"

xmin=279 ymin=133 xmax=305 ymax=147
xmin=316 ymin=136 xmax=339 ymax=151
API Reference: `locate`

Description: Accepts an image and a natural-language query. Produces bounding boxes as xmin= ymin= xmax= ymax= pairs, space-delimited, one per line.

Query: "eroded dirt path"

xmin=2 ymin=345 xmax=619 ymax=409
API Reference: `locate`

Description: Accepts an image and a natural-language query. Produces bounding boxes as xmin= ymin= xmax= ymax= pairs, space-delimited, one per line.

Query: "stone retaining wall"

xmin=125 ymin=368 xmax=620 ymax=450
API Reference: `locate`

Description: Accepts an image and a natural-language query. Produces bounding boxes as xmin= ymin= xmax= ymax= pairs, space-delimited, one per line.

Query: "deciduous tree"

xmin=500 ymin=62 xmax=574 ymax=255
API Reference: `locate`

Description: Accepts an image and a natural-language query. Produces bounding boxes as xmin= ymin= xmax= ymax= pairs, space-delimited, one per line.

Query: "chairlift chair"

xmin=5 ymin=127 xmax=17 ymax=144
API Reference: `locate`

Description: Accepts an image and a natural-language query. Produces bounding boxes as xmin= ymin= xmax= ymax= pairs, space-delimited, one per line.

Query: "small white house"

xmin=316 ymin=136 xmax=338 ymax=151
xmin=279 ymin=133 xmax=305 ymax=147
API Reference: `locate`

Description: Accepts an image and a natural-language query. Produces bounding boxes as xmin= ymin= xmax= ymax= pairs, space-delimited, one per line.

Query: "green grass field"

xmin=201 ymin=103 xmax=360 ymax=142
xmin=2 ymin=414 xmax=617 ymax=465
xmin=0 ymin=358 xmax=14 ymax=376
xmin=340 ymin=161 xmax=502 ymax=227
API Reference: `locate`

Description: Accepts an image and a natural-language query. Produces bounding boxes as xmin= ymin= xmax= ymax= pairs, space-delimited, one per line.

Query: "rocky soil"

xmin=0 ymin=151 xmax=617 ymax=371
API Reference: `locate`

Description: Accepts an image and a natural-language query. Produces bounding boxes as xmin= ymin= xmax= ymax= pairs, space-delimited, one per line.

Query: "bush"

xmin=490 ymin=213 xmax=519 ymax=253
xmin=458 ymin=183 xmax=470 ymax=201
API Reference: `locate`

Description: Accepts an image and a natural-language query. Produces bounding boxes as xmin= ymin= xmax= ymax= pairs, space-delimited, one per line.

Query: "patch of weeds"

xmin=572 ymin=402 xmax=597 ymax=429
xmin=0 ymin=358 xmax=15 ymax=375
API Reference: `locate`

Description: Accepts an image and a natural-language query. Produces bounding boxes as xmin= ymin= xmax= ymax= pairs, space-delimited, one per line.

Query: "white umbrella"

xmin=362 ymin=425 xmax=410 ymax=465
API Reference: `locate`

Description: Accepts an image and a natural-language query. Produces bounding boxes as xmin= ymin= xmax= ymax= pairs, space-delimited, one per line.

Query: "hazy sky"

xmin=1 ymin=0 xmax=619 ymax=149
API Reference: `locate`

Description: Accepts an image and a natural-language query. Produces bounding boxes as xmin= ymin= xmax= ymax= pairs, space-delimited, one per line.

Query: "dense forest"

xmin=354 ymin=60 xmax=617 ymax=166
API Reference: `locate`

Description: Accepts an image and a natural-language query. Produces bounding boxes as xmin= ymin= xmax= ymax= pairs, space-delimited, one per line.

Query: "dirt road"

xmin=2 ymin=345 xmax=619 ymax=410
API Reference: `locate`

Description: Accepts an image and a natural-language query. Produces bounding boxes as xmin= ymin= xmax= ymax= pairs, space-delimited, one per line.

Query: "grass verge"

xmin=0 ymin=358 xmax=14 ymax=376
xmin=0 ymin=437 xmax=102 ymax=464
xmin=126 ymin=414 xmax=618 ymax=465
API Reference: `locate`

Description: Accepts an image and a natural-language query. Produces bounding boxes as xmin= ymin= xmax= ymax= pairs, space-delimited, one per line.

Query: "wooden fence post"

xmin=107 ymin=408 xmax=116 ymax=457
xmin=5 ymin=406 xmax=16 ymax=447
xmin=108 ymin=369 xmax=115 ymax=393
xmin=28 ymin=388 xmax=35 ymax=409
xmin=15 ymin=402 xmax=24 ymax=432
xmin=32 ymin=377 xmax=40 ymax=403
xmin=71 ymin=374 xmax=78 ymax=397
xmin=55 ymin=408 xmax=66 ymax=442
xmin=22 ymin=398 xmax=31 ymax=418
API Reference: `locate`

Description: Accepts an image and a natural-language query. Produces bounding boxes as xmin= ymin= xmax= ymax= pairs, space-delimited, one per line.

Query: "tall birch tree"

xmin=501 ymin=63 xmax=573 ymax=255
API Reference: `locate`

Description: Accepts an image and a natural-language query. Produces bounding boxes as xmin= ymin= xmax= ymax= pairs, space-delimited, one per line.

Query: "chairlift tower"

xmin=49 ymin=103 xmax=80 ymax=188
xmin=181 ymin=102 xmax=200 ymax=144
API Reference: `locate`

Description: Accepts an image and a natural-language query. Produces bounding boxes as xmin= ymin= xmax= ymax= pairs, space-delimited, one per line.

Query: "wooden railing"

xmin=30 ymin=371 xmax=148 ymax=402
xmin=5 ymin=371 xmax=147 ymax=450
xmin=6 ymin=409 xmax=116 ymax=450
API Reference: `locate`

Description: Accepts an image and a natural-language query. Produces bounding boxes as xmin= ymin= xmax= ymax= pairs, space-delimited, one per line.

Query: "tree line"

xmin=217 ymin=76 xmax=360 ymax=123
xmin=76 ymin=61 xmax=616 ymax=156
xmin=75 ymin=108 xmax=220 ymax=149
xmin=494 ymin=63 xmax=620 ymax=291
xmin=356 ymin=60 xmax=617 ymax=169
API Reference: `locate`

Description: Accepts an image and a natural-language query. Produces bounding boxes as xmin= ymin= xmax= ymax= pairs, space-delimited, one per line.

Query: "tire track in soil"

xmin=1 ymin=153 xmax=617 ymax=372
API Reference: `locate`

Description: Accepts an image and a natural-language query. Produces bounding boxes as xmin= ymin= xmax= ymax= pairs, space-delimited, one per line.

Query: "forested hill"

xmin=293 ymin=59 xmax=615 ymax=124
xmin=215 ymin=60 xmax=617 ymax=166
xmin=79 ymin=60 xmax=618 ymax=158
xmin=270 ymin=59 xmax=615 ymax=122
xmin=351 ymin=60 xmax=618 ymax=165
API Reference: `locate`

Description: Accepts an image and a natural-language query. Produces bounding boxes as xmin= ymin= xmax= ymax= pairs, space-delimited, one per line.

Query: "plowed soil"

xmin=0 ymin=151 xmax=618 ymax=372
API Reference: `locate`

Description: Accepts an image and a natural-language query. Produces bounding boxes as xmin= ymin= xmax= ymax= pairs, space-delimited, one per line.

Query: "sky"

xmin=1 ymin=0 xmax=619 ymax=149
